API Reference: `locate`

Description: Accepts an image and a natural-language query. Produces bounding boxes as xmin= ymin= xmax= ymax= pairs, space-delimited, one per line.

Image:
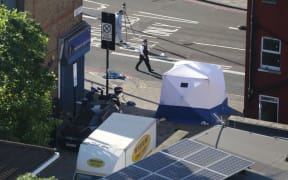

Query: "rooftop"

xmin=192 ymin=125 xmax=288 ymax=179
xmin=0 ymin=140 xmax=59 ymax=180
xmin=103 ymin=122 xmax=288 ymax=180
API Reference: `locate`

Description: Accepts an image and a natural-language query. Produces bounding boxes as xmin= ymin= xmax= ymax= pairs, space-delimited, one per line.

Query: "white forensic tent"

xmin=155 ymin=61 xmax=231 ymax=125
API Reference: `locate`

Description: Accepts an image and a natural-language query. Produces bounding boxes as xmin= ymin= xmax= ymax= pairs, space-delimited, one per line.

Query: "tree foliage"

xmin=0 ymin=5 xmax=60 ymax=146
xmin=17 ymin=173 xmax=57 ymax=180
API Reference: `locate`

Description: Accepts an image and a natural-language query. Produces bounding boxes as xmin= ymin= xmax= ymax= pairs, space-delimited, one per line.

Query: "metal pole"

xmin=248 ymin=0 xmax=255 ymax=100
xmin=106 ymin=49 xmax=109 ymax=95
xmin=73 ymin=86 xmax=76 ymax=117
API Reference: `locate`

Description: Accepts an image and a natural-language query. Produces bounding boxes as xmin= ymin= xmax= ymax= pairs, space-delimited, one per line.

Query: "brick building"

xmin=1 ymin=0 xmax=91 ymax=114
xmin=244 ymin=0 xmax=288 ymax=124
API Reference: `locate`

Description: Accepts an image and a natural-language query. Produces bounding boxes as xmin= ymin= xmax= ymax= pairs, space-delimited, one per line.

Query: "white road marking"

xmin=143 ymin=25 xmax=180 ymax=37
xmin=153 ymin=22 xmax=181 ymax=29
xmin=223 ymin=69 xmax=245 ymax=76
xmin=229 ymin=26 xmax=239 ymax=30
xmin=111 ymin=52 xmax=244 ymax=76
xmin=112 ymin=52 xmax=175 ymax=64
xmin=83 ymin=14 xmax=98 ymax=20
xmin=84 ymin=0 xmax=109 ymax=6
xmin=126 ymin=32 xmax=157 ymax=39
xmin=82 ymin=7 xmax=99 ymax=11
xmin=83 ymin=0 xmax=109 ymax=10
xmin=191 ymin=41 xmax=245 ymax=51
xmin=222 ymin=65 xmax=233 ymax=70
xmin=122 ymin=16 xmax=140 ymax=25
xmin=141 ymin=22 xmax=181 ymax=37
xmin=134 ymin=11 xmax=199 ymax=24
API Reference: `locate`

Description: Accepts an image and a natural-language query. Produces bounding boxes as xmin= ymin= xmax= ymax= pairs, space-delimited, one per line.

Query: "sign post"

xmin=105 ymin=49 xmax=109 ymax=95
xmin=101 ymin=12 xmax=115 ymax=95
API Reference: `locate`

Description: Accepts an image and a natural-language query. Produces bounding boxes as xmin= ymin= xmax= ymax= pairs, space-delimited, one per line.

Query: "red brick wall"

xmin=23 ymin=0 xmax=84 ymax=97
xmin=244 ymin=0 xmax=288 ymax=124
xmin=24 ymin=0 xmax=83 ymax=72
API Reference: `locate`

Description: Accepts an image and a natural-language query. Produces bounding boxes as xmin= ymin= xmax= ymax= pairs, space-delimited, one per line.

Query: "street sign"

xmin=102 ymin=23 xmax=113 ymax=41
xmin=101 ymin=12 xmax=115 ymax=50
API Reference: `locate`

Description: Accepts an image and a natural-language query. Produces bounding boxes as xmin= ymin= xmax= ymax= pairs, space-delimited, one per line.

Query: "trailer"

xmin=73 ymin=112 xmax=157 ymax=179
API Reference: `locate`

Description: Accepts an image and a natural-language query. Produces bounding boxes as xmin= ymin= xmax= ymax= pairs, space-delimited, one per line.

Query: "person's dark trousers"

xmin=136 ymin=55 xmax=153 ymax=72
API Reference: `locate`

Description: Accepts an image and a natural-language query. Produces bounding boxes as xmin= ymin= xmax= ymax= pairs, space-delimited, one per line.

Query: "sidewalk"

xmin=85 ymin=71 xmax=161 ymax=117
xmin=199 ymin=0 xmax=247 ymax=10
xmin=85 ymin=68 xmax=244 ymax=116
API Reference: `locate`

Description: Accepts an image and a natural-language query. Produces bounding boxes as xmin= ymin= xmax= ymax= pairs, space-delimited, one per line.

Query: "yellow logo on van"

xmin=132 ymin=135 xmax=151 ymax=162
xmin=87 ymin=158 xmax=105 ymax=168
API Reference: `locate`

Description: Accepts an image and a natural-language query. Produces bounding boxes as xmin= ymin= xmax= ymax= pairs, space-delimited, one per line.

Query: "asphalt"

xmin=197 ymin=0 xmax=247 ymax=10
xmin=39 ymin=0 xmax=288 ymax=179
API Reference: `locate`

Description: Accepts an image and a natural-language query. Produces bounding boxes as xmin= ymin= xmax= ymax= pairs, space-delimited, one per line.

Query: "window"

xmin=262 ymin=0 xmax=277 ymax=4
xmin=0 ymin=0 xmax=23 ymax=11
xmin=259 ymin=95 xmax=278 ymax=123
xmin=260 ymin=37 xmax=281 ymax=72
xmin=0 ymin=0 xmax=16 ymax=9
xmin=180 ymin=82 xmax=188 ymax=88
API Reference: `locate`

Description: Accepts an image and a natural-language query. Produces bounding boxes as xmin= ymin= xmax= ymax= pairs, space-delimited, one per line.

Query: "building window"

xmin=0 ymin=0 xmax=23 ymax=11
xmin=260 ymin=37 xmax=281 ymax=72
xmin=259 ymin=95 xmax=278 ymax=123
xmin=0 ymin=0 xmax=16 ymax=9
xmin=262 ymin=0 xmax=277 ymax=4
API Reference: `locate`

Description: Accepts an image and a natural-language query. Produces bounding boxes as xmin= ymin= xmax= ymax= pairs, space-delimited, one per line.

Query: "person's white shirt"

xmin=115 ymin=11 xmax=124 ymax=43
xmin=139 ymin=44 xmax=145 ymax=56
xmin=139 ymin=40 xmax=147 ymax=57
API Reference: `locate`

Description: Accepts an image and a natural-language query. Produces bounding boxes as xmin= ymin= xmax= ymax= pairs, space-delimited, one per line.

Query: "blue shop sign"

xmin=66 ymin=27 xmax=91 ymax=64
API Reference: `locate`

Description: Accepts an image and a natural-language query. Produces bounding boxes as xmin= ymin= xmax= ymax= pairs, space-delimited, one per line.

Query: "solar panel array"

xmin=102 ymin=138 xmax=254 ymax=180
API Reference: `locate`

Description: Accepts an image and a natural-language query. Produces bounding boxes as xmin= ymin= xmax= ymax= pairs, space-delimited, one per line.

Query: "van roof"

xmin=83 ymin=113 xmax=156 ymax=149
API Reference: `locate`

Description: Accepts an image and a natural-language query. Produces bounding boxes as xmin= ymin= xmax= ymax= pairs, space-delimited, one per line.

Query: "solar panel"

xmin=208 ymin=155 xmax=254 ymax=176
xmin=135 ymin=152 xmax=177 ymax=172
xmin=183 ymin=169 xmax=226 ymax=180
xmin=157 ymin=161 xmax=201 ymax=179
xmin=140 ymin=174 xmax=169 ymax=180
xmin=162 ymin=139 xmax=205 ymax=158
xmin=102 ymin=138 xmax=254 ymax=180
xmin=185 ymin=147 xmax=228 ymax=166
xmin=104 ymin=166 xmax=149 ymax=180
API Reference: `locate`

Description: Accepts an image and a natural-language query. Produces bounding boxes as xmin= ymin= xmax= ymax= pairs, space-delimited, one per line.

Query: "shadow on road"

xmin=230 ymin=107 xmax=243 ymax=116
xmin=136 ymin=69 xmax=162 ymax=79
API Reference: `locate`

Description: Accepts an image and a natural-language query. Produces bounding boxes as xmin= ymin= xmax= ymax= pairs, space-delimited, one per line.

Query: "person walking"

xmin=135 ymin=39 xmax=154 ymax=72
xmin=115 ymin=10 xmax=125 ymax=44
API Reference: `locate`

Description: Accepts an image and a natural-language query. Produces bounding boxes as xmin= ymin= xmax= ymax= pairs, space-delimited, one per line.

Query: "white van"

xmin=74 ymin=113 xmax=157 ymax=179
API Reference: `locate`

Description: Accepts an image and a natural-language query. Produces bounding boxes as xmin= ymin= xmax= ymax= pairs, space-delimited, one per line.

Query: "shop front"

xmin=58 ymin=21 xmax=91 ymax=114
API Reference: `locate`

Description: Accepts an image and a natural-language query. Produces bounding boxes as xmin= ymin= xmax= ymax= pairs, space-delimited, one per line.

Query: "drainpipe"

xmin=32 ymin=0 xmax=36 ymax=18
xmin=248 ymin=0 xmax=255 ymax=100
xmin=32 ymin=152 xmax=60 ymax=176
